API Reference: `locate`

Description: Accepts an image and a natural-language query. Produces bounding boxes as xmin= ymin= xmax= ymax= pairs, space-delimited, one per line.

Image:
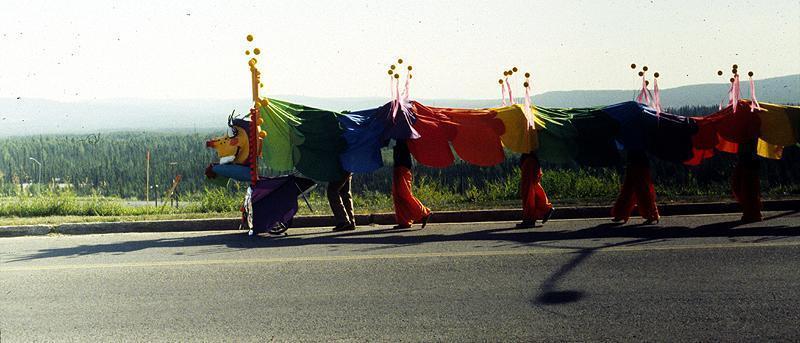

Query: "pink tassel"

xmin=390 ymin=77 xmax=399 ymax=122
xmin=636 ymin=75 xmax=652 ymax=107
xmin=749 ymin=75 xmax=762 ymax=112
xmin=505 ymin=77 xmax=514 ymax=105
xmin=501 ymin=83 xmax=508 ymax=107
xmin=524 ymin=79 xmax=535 ymax=129
xmin=653 ymin=78 xmax=662 ymax=116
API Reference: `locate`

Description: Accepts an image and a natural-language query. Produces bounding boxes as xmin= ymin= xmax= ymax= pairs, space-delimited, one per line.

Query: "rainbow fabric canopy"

xmin=254 ymin=97 xmax=800 ymax=182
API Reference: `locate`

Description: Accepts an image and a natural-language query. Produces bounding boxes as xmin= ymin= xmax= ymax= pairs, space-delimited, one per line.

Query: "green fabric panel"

xmin=262 ymin=99 xmax=303 ymax=173
xmin=262 ymin=99 xmax=345 ymax=182
xmin=533 ymin=106 xmax=580 ymax=164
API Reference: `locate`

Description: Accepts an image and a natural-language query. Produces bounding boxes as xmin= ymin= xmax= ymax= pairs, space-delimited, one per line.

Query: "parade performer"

xmin=732 ymin=138 xmax=762 ymax=223
xmin=516 ymin=152 xmax=554 ymax=228
xmin=328 ymin=171 xmax=356 ymax=231
xmin=392 ymin=140 xmax=432 ymax=229
xmin=611 ymin=150 xmax=660 ymax=224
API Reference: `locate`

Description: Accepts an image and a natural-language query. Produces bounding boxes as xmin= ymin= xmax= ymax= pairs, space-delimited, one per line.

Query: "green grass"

xmin=2 ymin=168 xmax=798 ymax=227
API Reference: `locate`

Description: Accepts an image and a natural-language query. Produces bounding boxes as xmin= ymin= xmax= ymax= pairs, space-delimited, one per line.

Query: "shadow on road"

xmin=8 ymin=211 xmax=798 ymax=264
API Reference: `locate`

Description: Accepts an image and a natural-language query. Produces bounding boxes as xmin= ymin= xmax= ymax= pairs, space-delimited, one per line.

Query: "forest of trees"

xmin=0 ymin=105 xmax=798 ymax=200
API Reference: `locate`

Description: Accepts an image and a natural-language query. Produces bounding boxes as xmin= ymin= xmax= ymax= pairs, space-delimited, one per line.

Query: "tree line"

xmin=0 ymin=105 xmax=797 ymax=199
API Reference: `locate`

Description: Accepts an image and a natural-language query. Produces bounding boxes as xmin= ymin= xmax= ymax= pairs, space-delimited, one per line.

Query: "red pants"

xmin=731 ymin=162 xmax=762 ymax=222
xmin=392 ymin=166 xmax=431 ymax=226
xmin=520 ymin=157 xmax=553 ymax=221
xmin=611 ymin=164 xmax=659 ymax=221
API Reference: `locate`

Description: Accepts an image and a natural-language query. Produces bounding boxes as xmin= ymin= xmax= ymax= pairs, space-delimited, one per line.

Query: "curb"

xmin=0 ymin=224 xmax=53 ymax=238
xmin=1 ymin=199 xmax=798 ymax=237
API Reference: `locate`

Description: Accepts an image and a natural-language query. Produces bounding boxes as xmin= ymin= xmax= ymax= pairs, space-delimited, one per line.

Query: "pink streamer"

xmin=505 ymin=77 xmax=514 ymax=105
xmin=730 ymin=74 xmax=741 ymax=113
xmin=524 ymin=79 xmax=534 ymax=129
xmin=748 ymin=76 xmax=762 ymax=112
xmin=636 ymin=76 xmax=652 ymax=107
xmin=653 ymin=78 xmax=662 ymax=116
xmin=501 ymin=83 xmax=507 ymax=107
xmin=390 ymin=78 xmax=399 ymax=122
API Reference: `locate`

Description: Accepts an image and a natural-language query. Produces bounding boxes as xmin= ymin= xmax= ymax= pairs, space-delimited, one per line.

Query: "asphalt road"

xmin=1 ymin=211 xmax=799 ymax=342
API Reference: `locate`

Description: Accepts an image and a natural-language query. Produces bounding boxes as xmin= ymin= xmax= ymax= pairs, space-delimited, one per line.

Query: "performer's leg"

xmin=392 ymin=166 xmax=429 ymax=227
xmin=518 ymin=158 xmax=537 ymax=227
xmin=339 ymin=173 xmax=355 ymax=226
xmin=611 ymin=165 xmax=637 ymax=222
xmin=532 ymin=169 xmax=553 ymax=220
xmin=740 ymin=161 xmax=762 ymax=222
xmin=634 ymin=165 xmax=659 ymax=222
xmin=327 ymin=178 xmax=350 ymax=229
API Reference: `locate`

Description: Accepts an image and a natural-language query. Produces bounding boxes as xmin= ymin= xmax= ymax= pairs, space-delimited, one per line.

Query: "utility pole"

xmin=145 ymin=149 xmax=150 ymax=202
xmin=28 ymin=157 xmax=42 ymax=184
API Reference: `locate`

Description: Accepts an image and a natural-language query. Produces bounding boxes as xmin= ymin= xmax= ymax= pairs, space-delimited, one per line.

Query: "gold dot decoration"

xmin=732 ymin=68 xmax=737 ymax=75
xmin=524 ymin=72 xmax=530 ymax=78
xmin=259 ymin=82 xmax=264 ymax=88
xmin=642 ymin=66 xmax=648 ymax=72
xmin=523 ymin=82 xmax=529 ymax=88
xmin=246 ymin=34 xmax=254 ymax=42
xmin=409 ymin=74 xmax=413 ymax=79
xmin=407 ymin=66 xmax=412 ymax=71
xmin=654 ymin=72 xmax=660 ymax=78
xmin=748 ymin=71 xmax=754 ymax=77
xmin=503 ymin=71 xmax=509 ymax=76
xmin=638 ymin=71 xmax=644 ymax=77
xmin=498 ymin=79 xmax=504 ymax=84
xmin=388 ymin=70 xmax=394 ymax=75
xmin=253 ymin=48 xmax=261 ymax=55
xmin=717 ymin=70 xmax=723 ymax=76
xmin=397 ymin=58 xmax=403 ymax=64
xmin=732 ymin=64 xmax=738 ymax=69
xmin=394 ymin=74 xmax=400 ymax=79
xmin=390 ymin=65 xmax=396 ymax=70
xmin=646 ymin=80 xmax=650 ymax=86
xmin=630 ymin=63 xmax=637 ymax=69
xmin=512 ymin=67 xmax=518 ymax=72
xmin=258 ymin=131 xmax=267 ymax=138
xmin=730 ymin=77 xmax=735 ymax=83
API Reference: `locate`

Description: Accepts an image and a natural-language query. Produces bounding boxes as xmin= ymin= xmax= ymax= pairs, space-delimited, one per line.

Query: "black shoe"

xmin=332 ymin=223 xmax=355 ymax=232
xmin=421 ymin=212 xmax=432 ymax=229
xmin=642 ymin=218 xmax=659 ymax=225
xmin=515 ymin=220 xmax=535 ymax=229
xmin=391 ymin=224 xmax=412 ymax=230
xmin=611 ymin=217 xmax=628 ymax=224
xmin=541 ymin=208 xmax=555 ymax=224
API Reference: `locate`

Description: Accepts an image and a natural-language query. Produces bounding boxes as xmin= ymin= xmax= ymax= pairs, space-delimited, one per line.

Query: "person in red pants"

xmin=611 ymin=150 xmax=659 ymax=224
xmin=392 ymin=140 xmax=432 ymax=229
xmin=516 ymin=152 xmax=554 ymax=228
xmin=731 ymin=139 xmax=762 ymax=223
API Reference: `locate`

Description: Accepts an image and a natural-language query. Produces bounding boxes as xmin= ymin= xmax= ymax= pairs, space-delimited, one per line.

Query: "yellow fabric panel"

xmin=757 ymin=139 xmax=783 ymax=160
xmin=758 ymin=103 xmax=797 ymax=146
xmin=493 ymin=104 xmax=542 ymax=153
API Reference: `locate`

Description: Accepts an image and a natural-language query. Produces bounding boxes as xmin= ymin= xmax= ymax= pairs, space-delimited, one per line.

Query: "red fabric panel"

xmin=520 ymin=155 xmax=552 ymax=220
xmin=392 ymin=166 xmax=431 ymax=225
xmin=407 ymin=102 xmax=457 ymax=168
xmin=429 ymin=107 xmax=506 ymax=167
xmin=686 ymin=101 xmax=762 ymax=165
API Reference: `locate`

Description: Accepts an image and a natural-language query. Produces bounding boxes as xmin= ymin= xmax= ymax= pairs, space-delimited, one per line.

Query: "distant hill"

xmin=1 ymin=74 xmax=797 ymax=136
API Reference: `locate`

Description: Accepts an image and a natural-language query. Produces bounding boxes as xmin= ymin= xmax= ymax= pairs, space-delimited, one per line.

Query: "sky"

xmin=1 ymin=0 xmax=798 ymax=102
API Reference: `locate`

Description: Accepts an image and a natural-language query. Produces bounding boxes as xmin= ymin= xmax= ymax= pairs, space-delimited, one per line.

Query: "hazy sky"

xmin=1 ymin=0 xmax=798 ymax=101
